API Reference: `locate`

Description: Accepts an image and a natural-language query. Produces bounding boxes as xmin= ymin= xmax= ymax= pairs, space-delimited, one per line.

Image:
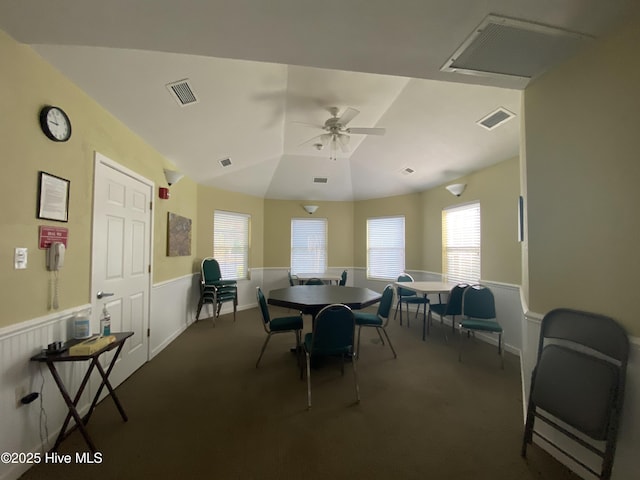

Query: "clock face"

xmin=40 ymin=106 xmax=72 ymax=142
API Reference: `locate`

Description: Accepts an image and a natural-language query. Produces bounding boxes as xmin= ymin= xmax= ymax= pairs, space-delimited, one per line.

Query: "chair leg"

xmin=405 ymin=302 xmax=410 ymax=328
xmin=255 ymin=334 xmax=272 ymax=368
xmin=296 ymin=331 xmax=303 ymax=379
xmin=380 ymin=328 xmax=397 ymax=358
xmin=458 ymin=327 xmax=464 ymax=362
xmin=352 ymin=351 xmax=360 ymax=403
xmin=375 ymin=327 xmax=385 ymax=345
xmin=394 ymin=300 xmax=401 ymax=324
xmin=195 ymin=298 xmax=204 ymax=321
xmin=306 ymin=352 xmax=312 ymax=409
xmin=356 ymin=325 xmax=362 ymax=359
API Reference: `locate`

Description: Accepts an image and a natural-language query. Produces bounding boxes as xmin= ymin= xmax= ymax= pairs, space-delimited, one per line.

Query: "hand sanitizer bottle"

xmin=100 ymin=304 xmax=111 ymax=337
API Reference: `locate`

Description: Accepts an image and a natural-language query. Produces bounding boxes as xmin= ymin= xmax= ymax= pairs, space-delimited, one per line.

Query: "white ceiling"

xmin=0 ymin=0 xmax=634 ymax=200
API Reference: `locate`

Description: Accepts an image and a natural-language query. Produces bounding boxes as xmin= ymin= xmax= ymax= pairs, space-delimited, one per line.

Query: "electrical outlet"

xmin=15 ymin=385 xmax=27 ymax=408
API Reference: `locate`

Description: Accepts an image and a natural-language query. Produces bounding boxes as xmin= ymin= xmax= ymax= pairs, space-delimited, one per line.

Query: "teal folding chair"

xmin=196 ymin=258 xmax=238 ymax=325
xmin=393 ymin=273 xmax=429 ymax=327
xmin=255 ymin=287 xmax=303 ymax=369
xmin=459 ymin=285 xmax=503 ymax=368
xmin=339 ymin=270 xmax=347 ymax=286
xmin=301 ymin=304 xmax=359 ymax=409
xmin=354 ymin=284 xmax=396 ymax=358
xmin=305 ymin=278 xmax=325 ymax=285
xmin=428 ymin=283 xmax=469 ymax=337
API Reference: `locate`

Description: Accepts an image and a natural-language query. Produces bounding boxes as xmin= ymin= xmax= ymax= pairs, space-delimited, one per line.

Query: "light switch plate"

xmin=15 ymin=247 xmax=27 ymax=269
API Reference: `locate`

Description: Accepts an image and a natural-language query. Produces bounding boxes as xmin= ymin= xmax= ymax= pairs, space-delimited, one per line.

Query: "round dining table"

xmin=267 ymin=285 xmax=382 ymax=319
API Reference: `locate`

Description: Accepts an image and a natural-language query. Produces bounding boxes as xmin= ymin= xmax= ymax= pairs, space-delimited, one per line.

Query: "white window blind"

xmin=213 ymin=210 xmax=250 ymax=280
xmin=442 ymin=202 xmax=481 ymax=284
xmin=291 ymin=218 xmax=327 ymax=274
xmin=367 ymin=216 xmax=405 ymax=280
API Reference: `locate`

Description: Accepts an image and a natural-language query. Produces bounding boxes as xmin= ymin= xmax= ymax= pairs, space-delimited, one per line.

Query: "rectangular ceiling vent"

xmin=219 ymin=158 xmax=232 ymax=167
xmin=313 ymin=177 xmax=328 ymax=184
xmin=401 ymin=167 xmax=415 ymax=175
xmin=477 ymin=107 xmax=515 ymax=130
xmin=441 ymin=14 xmax=594 ymax=80
xmin=166 ymin=79 xmax=198 ymax=106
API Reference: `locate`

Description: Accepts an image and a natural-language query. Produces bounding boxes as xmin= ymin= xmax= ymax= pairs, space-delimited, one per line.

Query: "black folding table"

xmin=30 ymin=331 xmax=134 ymax=452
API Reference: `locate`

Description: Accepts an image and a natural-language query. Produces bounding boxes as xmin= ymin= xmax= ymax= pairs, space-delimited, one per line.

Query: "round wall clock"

xmin=39 ymin=105 xmax=72 ymax=142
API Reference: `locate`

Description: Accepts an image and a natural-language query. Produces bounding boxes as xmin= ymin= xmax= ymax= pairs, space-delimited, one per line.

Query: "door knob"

xmin=96 ymin=291 xmax=114 ymax=299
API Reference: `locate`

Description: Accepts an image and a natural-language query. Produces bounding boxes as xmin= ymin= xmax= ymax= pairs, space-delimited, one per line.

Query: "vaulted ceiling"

xmin=0 ymin=1 xmax=633 ymax=200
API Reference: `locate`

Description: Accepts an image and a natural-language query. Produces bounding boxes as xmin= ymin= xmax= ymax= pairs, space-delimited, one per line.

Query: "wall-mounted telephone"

xmin=47 ymin=242 xmax=65 ymax=271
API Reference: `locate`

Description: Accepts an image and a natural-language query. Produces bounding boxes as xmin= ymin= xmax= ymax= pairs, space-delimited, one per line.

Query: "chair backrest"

xmin=287 ymin=270 xmax=296 ymax=286
xmin=462 ymin=284 xmax=496 ymax=319
xmin=305 ymin=278 xmax=325 ymax=285
xmin=256 ymin=287 xmax=271 ymax=326
xmin=339 ymin=270 xmax=347 ymax=286
xmin=201 ymin=258 xmax=222 ymax=283
xmin=538 ymin=308 xmax=629 ymax=367
xmin=396 ymin=273 xmax=417 ymax=297
xmin=377 ymin=285 xmax=395 ymax=322
xmin=531 ymin=308 xmax=629 ymax=441
xmin=309 ymin=304 xmax=355 ymax=356
xmin=444 ymin=283 xmax=470 ymax=316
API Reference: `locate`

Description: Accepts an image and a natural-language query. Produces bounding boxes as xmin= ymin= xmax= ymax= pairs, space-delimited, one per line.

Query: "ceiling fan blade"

xmin=346 ymin=127 xmax=386 ymax=135
xmin=298 ymin=134 xmax=322 ymax=146
xmin=290 ymin=121 xmax=323 ymax=129
xmin=337 ymin=107 xmax=360 ymax=126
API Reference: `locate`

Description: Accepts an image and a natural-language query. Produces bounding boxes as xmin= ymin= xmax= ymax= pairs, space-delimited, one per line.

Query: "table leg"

xmin=47 ymin=360 xmax=98 ymax=452
xmin=84 ymin=342 xmax=129 ymax=424
xmin=422 ymin=294 xmax=430 ymax=340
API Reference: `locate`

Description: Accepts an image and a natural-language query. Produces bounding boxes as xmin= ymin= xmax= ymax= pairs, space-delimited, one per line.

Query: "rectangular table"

xmin=393 ymin=281 xmax=455 ymax=340
xmin=30 ymin=331 xmax=134 ymax=452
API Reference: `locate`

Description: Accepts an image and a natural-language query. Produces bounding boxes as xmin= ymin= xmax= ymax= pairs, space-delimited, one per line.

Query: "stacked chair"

xmin=195 ymin=258 xmax=238 ymax=326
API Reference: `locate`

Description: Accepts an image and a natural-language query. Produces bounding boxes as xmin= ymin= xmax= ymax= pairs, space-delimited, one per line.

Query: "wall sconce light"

xmin=164 ymin=169 xmax=184 ymax=186
xmin=303 ymin=205 xmax=319 ymax=215
xmin=159 ymin=169 xmax=184 ymax=200
xmin=445 ymin=183 xmax=467 ymax=197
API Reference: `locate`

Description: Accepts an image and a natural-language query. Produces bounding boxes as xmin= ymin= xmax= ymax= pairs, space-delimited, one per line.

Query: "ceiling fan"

xmin=301 ymin=107 xmax=386 ymax=160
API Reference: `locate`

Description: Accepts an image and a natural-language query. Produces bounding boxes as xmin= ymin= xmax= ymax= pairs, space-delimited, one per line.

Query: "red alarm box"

xmin=159 ymin=187 xmax=170 ymax=199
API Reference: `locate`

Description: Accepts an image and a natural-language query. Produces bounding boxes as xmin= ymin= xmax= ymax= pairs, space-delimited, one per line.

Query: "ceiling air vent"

xmin=166 ymin=79 xmax=198 ymax=106
xmin=441 ymin=14 xmax=593 ymax=80
xmin=219 ymin=158 xmax=232 ymax=167
xmin=401 ymin=167 xmax=415 ymax=175
xmin=477 ymin=107 xmax=515 ymax=130
xmin=313 ymin=177 xmax=328 ymax=184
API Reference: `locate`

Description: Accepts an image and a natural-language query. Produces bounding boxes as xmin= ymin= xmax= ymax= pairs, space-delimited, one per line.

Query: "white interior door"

xmin=91 ymin=152 xmax=152 ymax=388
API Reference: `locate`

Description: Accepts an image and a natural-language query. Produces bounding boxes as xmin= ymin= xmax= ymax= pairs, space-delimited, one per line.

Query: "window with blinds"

xmin=291 ymin=218 xmax=327 ymax=274
xmin=442 ymin=202 xmax=481 ymax=284
xmin=213 ymin=210 xmax=250 ymax=280
xmin=367 ymin=216 xmax=405 ymax=280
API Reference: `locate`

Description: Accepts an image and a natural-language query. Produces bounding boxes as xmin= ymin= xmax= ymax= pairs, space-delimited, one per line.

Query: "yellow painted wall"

xmin=196 ymin=186 xmax=265 ymax=272
xmin=353 ymin=193 xmax=423 ymax=270
xmin=524 ymin=11 xmax=640 ymax=334
xmin=0 ymin=30 xmax=198 ymax=328
xmin=0 ymin=27 xmax=524 ymax=330
xmin=263 ymin=200 xmax=354 ymax=268
xmin=422 ymin=157 xmax=521 ymax=284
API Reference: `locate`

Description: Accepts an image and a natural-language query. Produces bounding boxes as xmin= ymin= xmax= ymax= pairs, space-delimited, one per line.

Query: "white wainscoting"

xmin=5 ymin=270 xmax=636 ymax=480
xmin=522 ymin=311 xmax=640 ymax=480
xmin=0 ymin=305 xmax=97 ymax=480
